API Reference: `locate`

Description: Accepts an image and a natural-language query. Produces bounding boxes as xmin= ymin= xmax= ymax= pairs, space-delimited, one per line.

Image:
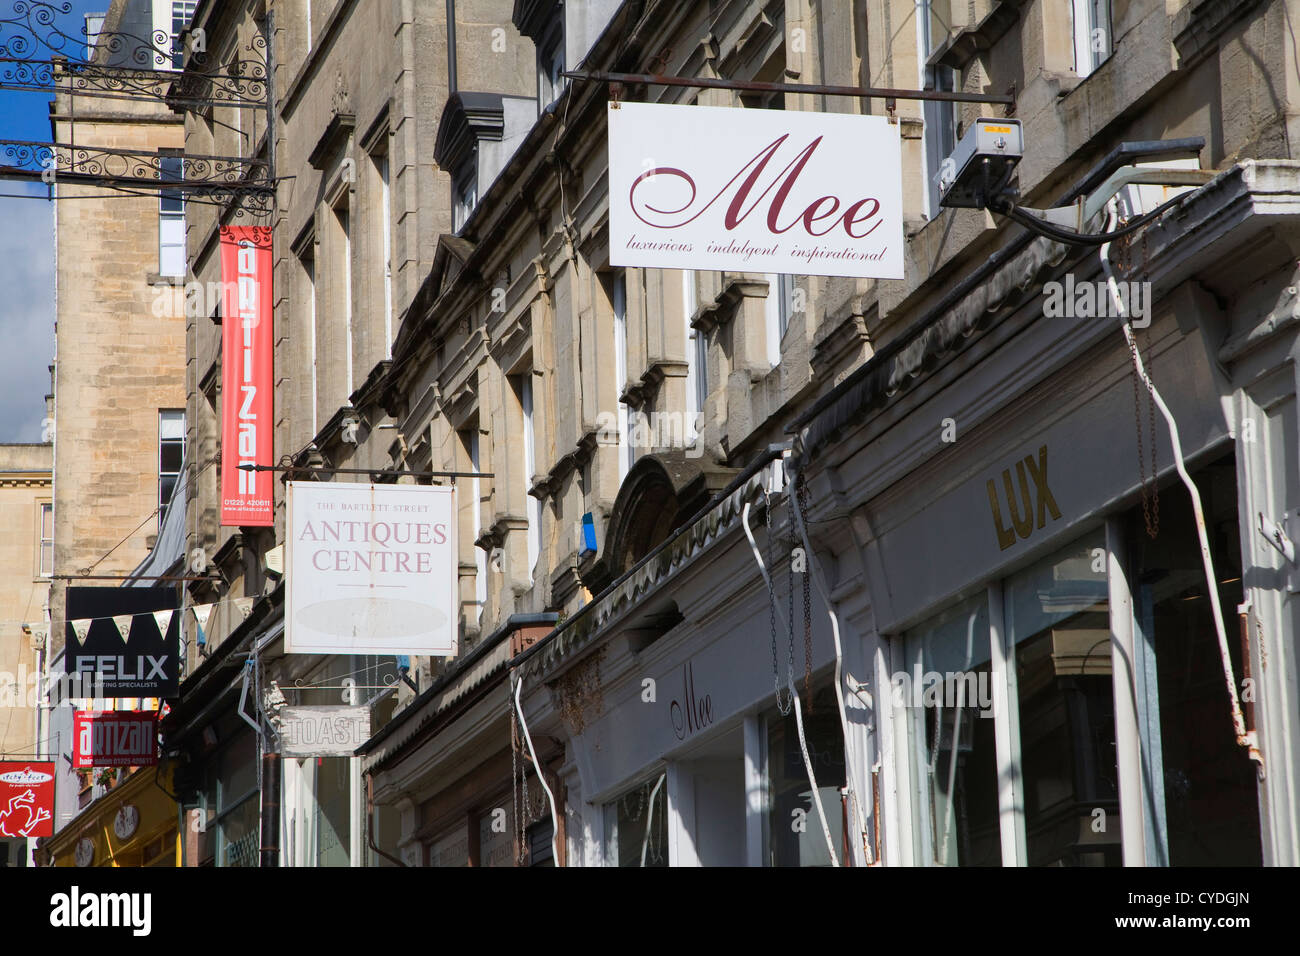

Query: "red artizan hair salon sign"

xmin=219 ymin=226 xmax=274 ymax=526
xmin=608 ymin=102 xmax=904 ymax=279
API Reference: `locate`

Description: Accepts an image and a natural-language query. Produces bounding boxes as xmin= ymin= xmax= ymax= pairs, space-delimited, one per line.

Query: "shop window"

xmin=527 ymin=820 xmax=554 ymax=866
xmin=479 ymin=805 xmax=514 ymax=867
xmin=604 ymin=773 xmax=667 ymax=867
xmin=903 ymin=594 xmax=1000 ymax=866
xmin=902 ymin=530 xmax=1117 ymax=866
xmin=315 ymin=757 xmax=351 ymax=867
xmin=427 ymin=825 xmax=468 ymax=867
xmin=1005 ymin=530 xmax=1119 ymax=866
xmin=764 ymin=684 xmax=846 ymax=866
xmin=197 ymin=730 xmax=259 ymax=868
xmin=1128 ymin=453 xmax=1261 ymax=865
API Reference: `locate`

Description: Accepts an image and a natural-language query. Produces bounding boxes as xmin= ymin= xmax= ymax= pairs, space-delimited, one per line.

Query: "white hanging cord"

xmin=513 ymin=671 xmax=563 ymax=866
xmin=938 ymin=610 xmax=978 ymax=864
xmin=743 ymin=498 xmax=840 ymax=867
xmin=788 ymin=470 xmax=874 ymax=864
xmin=639 ymin=772 xmax=666 ymax=867
xmin=1099 ymin=201 xmax=1262 ymax=775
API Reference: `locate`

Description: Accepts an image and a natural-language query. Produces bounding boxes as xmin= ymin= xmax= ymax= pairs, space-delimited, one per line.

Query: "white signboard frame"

xmin=286 ymin=481 xmax=457 ymax=656
xmin=280 ymin=705 xmax=372 ymax=757
xmin=608 ymin=101 xmax=904 ymax=279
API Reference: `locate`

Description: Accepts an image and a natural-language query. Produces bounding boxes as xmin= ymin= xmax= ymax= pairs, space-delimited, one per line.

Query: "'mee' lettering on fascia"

xmin=299 ymin=512 xmax=449 ymax=574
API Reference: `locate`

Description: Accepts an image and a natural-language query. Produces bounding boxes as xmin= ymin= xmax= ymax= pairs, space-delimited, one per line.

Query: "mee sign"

xmin=286 ymin=482 xmax=457 ymax=656
xmin=219 ymin=226 xmax=274 ymax=526
xmin=608 ymin=101 xmax=904 ymax=279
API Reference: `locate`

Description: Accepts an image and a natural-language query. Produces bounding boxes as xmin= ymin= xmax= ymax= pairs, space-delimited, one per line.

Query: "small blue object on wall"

xmin=581 ymin=512 xmax=598 ymax=555
xmin=396 ymin=655 xmax=410 ymax=672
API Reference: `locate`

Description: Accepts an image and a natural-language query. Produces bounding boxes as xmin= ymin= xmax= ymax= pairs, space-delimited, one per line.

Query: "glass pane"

xmin=159 ymin=409 xmax=185 ymax=439
xmin=479 ymin=808 xmax=514 ymax=867
xmin=314 ymin=757 xmax=351 ymax=867
xmin=1006 ymin=530 xmax=1120 ymax=866
xmin=766 ymin=684 xmax=846 ymax=867
xmin=218 ymin=732 xmax=257 ymax=810
xmin=604 ymin=775 xmax=667 ymax=867
xmin=218 ymin=796 xmax=258 ymax=867
xmin=160 ymin=439 xmax=184 ymax=473
xmin=904 ymin=594 xmax=999 ymax=866
xmin=1132 ymin=453 xmax=1261 ymax=865
xmin=159 ymin=475 xmax=178 ymax=509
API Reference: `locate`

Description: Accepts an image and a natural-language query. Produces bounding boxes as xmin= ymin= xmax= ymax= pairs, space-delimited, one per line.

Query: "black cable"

xmin=992 ymin=191 xmax=1186 ymax=246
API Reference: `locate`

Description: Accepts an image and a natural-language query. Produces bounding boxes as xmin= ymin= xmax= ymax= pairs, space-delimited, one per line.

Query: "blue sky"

xmin=0 ymin=0 xmax=107 ymax=442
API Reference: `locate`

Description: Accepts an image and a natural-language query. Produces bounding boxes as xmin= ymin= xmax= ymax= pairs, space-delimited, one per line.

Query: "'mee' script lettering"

xmin=629 ymin=133 xmax=884 ymax=240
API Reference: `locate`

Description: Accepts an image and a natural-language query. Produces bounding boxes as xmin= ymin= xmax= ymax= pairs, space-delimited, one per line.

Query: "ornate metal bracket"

xmin=0 ymin=3 xmax=268 ymax=109
xmin=2 ymin=0 xmax=203 ymax=70
xmin=0 ymin=55 xmax=268 ymax=109
xmin=0 ymin=140 xmax=275 ymax=218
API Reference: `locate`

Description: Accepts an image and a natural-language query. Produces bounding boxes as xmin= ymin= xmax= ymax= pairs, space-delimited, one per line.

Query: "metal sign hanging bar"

xmin=52 ymin=573 xmax=221 ymax=582
xmin=561 ymin=70 xmax=1016 ymax=108
xmin=239 ymin=464 xmax=494 ymax=479
xmin=0 ymin=57 xmax=269 ymax=109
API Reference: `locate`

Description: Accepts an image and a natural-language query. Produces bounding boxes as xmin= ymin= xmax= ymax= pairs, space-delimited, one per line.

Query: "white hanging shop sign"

xmin=286 ymin=481 xmax=457 ymax=656
xmin=607 ymin=101 xmax=904 ymax=279
xmin=279 ymin=705 xmax=371 ymax=758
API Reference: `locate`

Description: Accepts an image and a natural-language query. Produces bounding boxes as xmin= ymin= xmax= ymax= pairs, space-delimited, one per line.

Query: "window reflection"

xmin=905 ymin=595 xmax=999 ymax=866
xmin=1006 ymin=531 xmax=1120 ymax=866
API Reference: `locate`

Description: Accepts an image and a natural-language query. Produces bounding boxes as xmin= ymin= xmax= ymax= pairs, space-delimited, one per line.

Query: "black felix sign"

xmin=64 ymin=586 xmax=180 ymax=698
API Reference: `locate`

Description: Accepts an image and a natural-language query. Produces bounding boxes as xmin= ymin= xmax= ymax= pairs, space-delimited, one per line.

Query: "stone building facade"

xmin=168 ymin=0 xmax=1300 ymax=866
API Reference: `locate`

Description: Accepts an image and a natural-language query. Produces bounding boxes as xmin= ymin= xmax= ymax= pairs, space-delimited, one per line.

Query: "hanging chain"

xmin=1117 ymin=229 xmax=1160 ymax=538
xmin=796 ymin=477 xmax=814 ymax=711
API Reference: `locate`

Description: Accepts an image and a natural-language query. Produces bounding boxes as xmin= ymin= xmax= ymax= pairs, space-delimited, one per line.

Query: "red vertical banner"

xmin=220 ymin=226 xmax=274 ymax=526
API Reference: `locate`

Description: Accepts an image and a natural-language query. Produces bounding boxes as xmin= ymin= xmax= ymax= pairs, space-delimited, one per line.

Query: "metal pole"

xmin=261 ymin=750 xmax=280 ymax=867
xmin=561 ymin=70 xmax=1016 ymax=108
xmin=240 ymin=464 xmax=493 ymax=478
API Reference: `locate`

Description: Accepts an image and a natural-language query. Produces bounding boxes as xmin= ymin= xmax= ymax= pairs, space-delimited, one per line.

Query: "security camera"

xmin=935 ymin=118 xmax=1024 ymax=210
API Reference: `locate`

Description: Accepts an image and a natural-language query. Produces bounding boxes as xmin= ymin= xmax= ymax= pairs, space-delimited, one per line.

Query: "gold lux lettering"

xmin=986 ymin=444 xmax=1061 ymax=551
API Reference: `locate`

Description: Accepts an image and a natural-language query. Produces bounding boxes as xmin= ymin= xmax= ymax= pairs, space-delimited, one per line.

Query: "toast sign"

xmin=608 ymin=102 xmax=904 ymax=279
